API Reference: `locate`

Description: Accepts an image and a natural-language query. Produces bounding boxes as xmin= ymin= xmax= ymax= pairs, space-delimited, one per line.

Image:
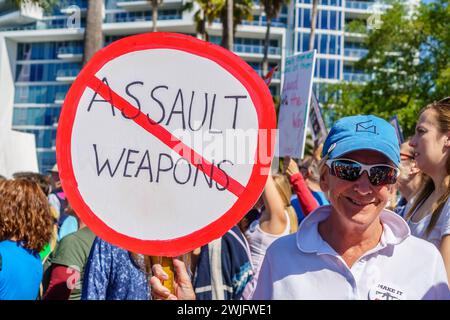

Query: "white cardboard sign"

xmin=277 ymin=50 xmax=316 ymax=158
xmin=308 ymin=92 xmax=328 ymax=146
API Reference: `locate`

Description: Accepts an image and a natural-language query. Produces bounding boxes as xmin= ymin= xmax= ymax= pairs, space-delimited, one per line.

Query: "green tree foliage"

xmin=184 ymin=0 xmax=224 ymax=41
xmin=12 ymin=0 xmax=58 ymax=12
xmin=184 ymin=0 xmax=252 ymax=48
xmin=322 ymin=0 xmax=449 ymax=137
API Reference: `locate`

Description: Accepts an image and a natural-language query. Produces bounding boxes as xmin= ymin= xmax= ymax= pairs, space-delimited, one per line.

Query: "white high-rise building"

xmin=0 ymin=0 xmax=416 ymax=173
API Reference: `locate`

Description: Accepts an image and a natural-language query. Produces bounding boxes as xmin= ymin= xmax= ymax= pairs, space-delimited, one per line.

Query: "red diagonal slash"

xmin=85 ymin=76 xmax=246 ymax=197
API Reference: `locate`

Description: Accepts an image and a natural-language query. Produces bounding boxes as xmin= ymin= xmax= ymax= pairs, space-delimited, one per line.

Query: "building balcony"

xmin=57 ymin=46 xmax=83 ymax=61
xmin=345 ymin=1 xmax=374 ymax=20
xmin=54 ymin=91 xmax=66 ymax=104
xmin=346 ymin=1 xmax=372 ymax=11
xmin=240 ymin=19 xmax=287 ymax=28
xmin=0 ymin=17 xmax=85 ymax=32
xmin=104 ymin=11 xmax=182 ymax=24
xmin=60 ymin=7 xmax=87 ymax=15
xmin=345 ymin=1 xmax=391 ymax=19
xmin=116 ymin=0 xmax=184 ymax=11
xmin=344 ymin=48 xmax=368 ymax=59
xmin=233 ymin=43 xmax=281 ymax=56
xmin=0 ymin=1 xmax=43 ymax=27
xmin=56 ymin=69 xmax=79 ymax=82
xmin=343 ymin=72 xmax=371 ymax=83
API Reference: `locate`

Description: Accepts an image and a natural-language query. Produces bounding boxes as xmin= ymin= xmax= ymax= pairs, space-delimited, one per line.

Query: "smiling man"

xmin=149 ymin=115 xmax=450 ymax=301
xmin=251 ymin=115 xmax=450 ymax=300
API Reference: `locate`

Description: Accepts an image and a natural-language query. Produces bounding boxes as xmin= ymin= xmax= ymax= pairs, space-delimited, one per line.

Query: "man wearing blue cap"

xmin=149 ymin=115 xmax=450 ymax=300
xmin=251 ymin=115 xmax=450 ymax=299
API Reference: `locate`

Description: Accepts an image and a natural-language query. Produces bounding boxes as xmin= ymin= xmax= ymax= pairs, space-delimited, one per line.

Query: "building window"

xmin=319 ymin=59 xmax=327 ymax=78
xmin=298 ymin=8 xmax=341 ymax=31
xmin=20 ymin=128 xmax=57 ymax=149
xmin=330 ymin=10 xmax=336 ymax=29
xmin=328 ymin=59 xmax=335 ymax=79
xmin=313 ymin=58 xmax=340 ymax=79
xmin=17 ymin=41 xmax=83 ymax=61
xmin=299 ymin=8 xmax=311 ymax=28
xmin=298 ymin=33 xmax=341 ymax=55
xmin=13 ymin=107 xmax=61 ymax=126
xmin=14 ymin=84 xmax=70 ymax=104
xmin=16 ymin=62 xmax=81 ymax=82
xmin=297 ymin=0 xmax=342 ymax=6
xmin=37 ymin=150 xmax=57 ymax=173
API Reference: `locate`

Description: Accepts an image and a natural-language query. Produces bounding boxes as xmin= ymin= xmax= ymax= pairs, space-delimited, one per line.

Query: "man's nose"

xmin=354 ymin=171 xmax=373 ymax=195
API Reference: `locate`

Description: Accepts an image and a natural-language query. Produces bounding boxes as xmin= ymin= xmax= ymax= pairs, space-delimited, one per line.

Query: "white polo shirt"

xmin=252 ymin=205 xmax=450 ymax=300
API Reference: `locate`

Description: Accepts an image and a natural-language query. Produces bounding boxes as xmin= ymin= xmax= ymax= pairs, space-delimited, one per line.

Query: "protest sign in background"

xmin=277 ymin=50 xmax=316 ymax=159
xmin=308 ymin=92 xmax=328 ymax=147
xmin=56 ymin=33 xmax=276 ymax=256
xmin=389 ymin=115 xmax=404 ymax=145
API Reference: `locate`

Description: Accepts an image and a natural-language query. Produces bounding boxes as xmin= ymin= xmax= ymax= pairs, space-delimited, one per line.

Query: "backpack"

xmin=51 ymin=188 xmax=69 ymax=227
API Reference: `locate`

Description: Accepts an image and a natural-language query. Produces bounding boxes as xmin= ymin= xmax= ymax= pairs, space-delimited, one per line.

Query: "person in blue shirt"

xmin=0 ymin=179 xmax=53 ymax=300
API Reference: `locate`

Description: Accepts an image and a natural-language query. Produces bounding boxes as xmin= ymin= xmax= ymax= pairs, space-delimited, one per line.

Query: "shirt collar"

xmin=296 ymin=205 xmax=411 ymax=255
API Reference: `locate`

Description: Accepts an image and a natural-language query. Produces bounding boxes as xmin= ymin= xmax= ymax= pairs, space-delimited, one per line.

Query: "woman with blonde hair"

xmin=407 ymin=97 xmax=450 ymax=283
xmin=0 ymin=179 xmax=53 ymax=299
xmin=271 ymin=174 xmax=299 ymax=234
xmin=243 ymin=173 xmax=298 ymax=298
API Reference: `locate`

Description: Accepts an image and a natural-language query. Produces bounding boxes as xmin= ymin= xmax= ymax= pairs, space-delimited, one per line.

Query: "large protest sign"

xmin=56 ymin=33 xmax=276 ymax=256
xmin=308 ymin=92 xmax=328 ymax=146
xmin=277 ymin=50 xmax=316 ymax=158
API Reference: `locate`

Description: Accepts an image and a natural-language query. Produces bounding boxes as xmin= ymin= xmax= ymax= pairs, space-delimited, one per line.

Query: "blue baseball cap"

xmin=322 ymin=115 xmax=400 ymax=167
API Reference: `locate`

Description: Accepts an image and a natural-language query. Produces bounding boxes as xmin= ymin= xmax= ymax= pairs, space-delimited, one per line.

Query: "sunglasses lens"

xmin=369 ymin=166 xmax=398 ymax=186
xmin=332 ymin=160 xmax=361 ymax=181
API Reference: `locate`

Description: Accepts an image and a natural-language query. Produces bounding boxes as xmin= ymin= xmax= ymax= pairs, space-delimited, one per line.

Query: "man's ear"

xmin=319 ymin=169 xmax=329 ymax=193
xmin=445 ymin=131 xmax=450 ymax=148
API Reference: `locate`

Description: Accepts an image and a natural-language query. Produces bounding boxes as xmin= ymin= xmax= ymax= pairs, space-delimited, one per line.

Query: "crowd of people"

xmin=0 ymin=97 xmax=449 ymax=300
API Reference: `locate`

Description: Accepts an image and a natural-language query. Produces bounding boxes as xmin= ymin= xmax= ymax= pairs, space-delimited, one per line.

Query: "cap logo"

xmin=368 ymin=283 xmax=406 ymax=300
xmin=327 ymin=142 xmax=337 ymax=154
xmin=356 ymin=120 xmax=377 ymax=134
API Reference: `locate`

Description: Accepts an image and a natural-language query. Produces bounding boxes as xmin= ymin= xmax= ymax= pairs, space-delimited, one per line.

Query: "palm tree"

xmin=184 ymin=0 xmax=224 ymax=41
xmin=83 ymin=0 xmax=103 ymax=66
xmin=150 ymin=0 xmax=163 ymax=32
xmin=261 ymin=0 xmax=290 ymax=76
xmin=226 ymin=0 xmax=233 ymax=50
xmin=309 ymin=0 xmax=319 ymax=50
xmin=220 ymin=0 xmax=252 ymax=50
xmin=220 ymin=0 xmax=232 ymax=49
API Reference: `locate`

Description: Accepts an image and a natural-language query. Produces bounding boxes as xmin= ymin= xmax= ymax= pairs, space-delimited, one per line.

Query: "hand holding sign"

xmin=150 ymin=258 xmax=195 ymax=300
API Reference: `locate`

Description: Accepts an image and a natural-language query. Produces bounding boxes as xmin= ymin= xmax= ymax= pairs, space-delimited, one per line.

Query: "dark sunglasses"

xmin=326 ymin=158 xmax=399 ymax=186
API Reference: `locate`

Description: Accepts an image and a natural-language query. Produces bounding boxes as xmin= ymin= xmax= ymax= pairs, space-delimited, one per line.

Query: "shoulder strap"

xmin=0 ymin=252 xmax=2 ymax=272
xmin=227 ymin=229 xmax=254 ymax=270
